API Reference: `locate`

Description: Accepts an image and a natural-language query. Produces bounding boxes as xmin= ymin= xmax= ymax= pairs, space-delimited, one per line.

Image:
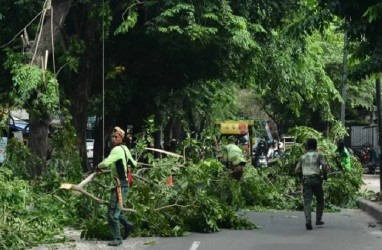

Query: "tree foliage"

xmin=8 ymin=63 xmax=59 ymax=115
xmin=0 ymin=1 xmax=373 ymax=247
xmin=0 ymin=139 xmax=82 ymax=250
xmin=0 ymin=123 xmax=367 ymax=248
xmin=318 ymin=0 xmax=382 ymax=77
xmin=1 ymin=0 xmax=370 ymax=171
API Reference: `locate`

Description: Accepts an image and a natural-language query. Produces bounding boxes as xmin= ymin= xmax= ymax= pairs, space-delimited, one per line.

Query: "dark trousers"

xmin=230 ymin=164 xmax=244 ymax=180
xmin=303 ymin=176 xmax=324 ymax=225
xmin=108 ymin=186 xmax=129 ymax=240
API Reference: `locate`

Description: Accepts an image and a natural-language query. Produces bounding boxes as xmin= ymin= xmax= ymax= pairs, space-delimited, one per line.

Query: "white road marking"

xmin=189 ymin=241 xmax=200 ymax=250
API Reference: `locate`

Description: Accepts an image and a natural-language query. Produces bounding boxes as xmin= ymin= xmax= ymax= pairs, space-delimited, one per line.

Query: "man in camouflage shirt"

xmin=295 ymin=138 xmax=328 ymax=230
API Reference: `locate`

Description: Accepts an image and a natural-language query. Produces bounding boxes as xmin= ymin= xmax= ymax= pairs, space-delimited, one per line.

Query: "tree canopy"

xmin=0 ymin=0 xmax=377 ymax=173
xmin=0 ymin=1 xmax=375 ymax=249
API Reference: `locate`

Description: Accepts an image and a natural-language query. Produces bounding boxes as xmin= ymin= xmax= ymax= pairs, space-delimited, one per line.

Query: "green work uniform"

xmin=97 ymin=145 xmax=136 ymax=241
xmin=295 ymin=150 xmax=327 ymax=225
xmin=98 ymin=145 xmax=137 ymax=186
xmin=334 ymin=147 xmax=351 ymax=170
xmin=222 ymin=143 xmax=247 ymax=180
xmin=222 ymin=144 xmax=247 ymax=167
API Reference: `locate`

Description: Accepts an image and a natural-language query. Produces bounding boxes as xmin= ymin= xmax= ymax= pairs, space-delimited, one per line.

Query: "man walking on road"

xmin=96 ymin=126 xmax=137 ymax=246
xmin=295 ymin=138 xmax=328 ymax=230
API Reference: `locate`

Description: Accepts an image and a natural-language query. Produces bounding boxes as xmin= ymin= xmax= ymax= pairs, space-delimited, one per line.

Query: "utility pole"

xmin=376 ymin=78 xmax=382 ymax=193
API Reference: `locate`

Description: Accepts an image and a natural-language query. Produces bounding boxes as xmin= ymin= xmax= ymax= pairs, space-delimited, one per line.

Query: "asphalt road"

xmin=31 ymin=209 xmax=382 ymax=250
xmin=32 ymin=175 xmax=382 ymax=250
xmin=145 ymin=210 xmax=382 ymax=250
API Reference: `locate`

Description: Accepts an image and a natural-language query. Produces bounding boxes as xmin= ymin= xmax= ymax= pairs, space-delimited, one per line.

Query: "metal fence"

xmin=349 ymin=125 xmax=380 ymax=153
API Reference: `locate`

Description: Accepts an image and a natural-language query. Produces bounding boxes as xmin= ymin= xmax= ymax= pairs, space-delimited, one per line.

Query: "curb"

xmin=357 ymin=197 xmax=382 ymax=222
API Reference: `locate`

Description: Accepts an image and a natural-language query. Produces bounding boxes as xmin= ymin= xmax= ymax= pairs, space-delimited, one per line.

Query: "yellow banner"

xmin=220 ymin=123 xmax=248 ymax=135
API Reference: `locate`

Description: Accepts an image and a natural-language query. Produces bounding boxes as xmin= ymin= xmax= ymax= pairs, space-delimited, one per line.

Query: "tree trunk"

xmin=93 ymin=117 xmax=116 ymax=167
xmin=70 ymin=73 xmax=90 ymax=172
xmin=153 ymin=110 xmax=164 ymax=157
xmin=28 ymin=0 xmax=72 ymax=179
xmin=65 ymin=2 xmax=102 ymax=172
xmin=28 ymin=112 xmax=50 ymax=178
xmin=69 ymin=40 xmax=96 ymax=173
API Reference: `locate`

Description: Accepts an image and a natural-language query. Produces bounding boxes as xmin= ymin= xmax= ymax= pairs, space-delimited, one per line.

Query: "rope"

xmin=0 ymin=10 xmax=43 ymax=49
xmin=31 ymin=0 xmax=49 ymax=66
xmin=102 ymin=0 xmax=105 ymax=159
xmin=50 ymin=6 xmax=56 ymax=74
xmin=48 ymin=3 xmax=62 ymax=123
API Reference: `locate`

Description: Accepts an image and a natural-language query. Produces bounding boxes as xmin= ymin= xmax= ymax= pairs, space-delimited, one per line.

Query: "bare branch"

xmin=92 ymin=180 xmax=110 ymax=189
xmin=61 ymin=183 xmax=135 ymax=212
xmin=137 ymin=162 xmax=154 ymax=167
xmin=154 ymin=203 xmax=196 ymax=211
xmin=145 ymin=147 xmax=184 ymax=158
xmin=59 ymin=168 xmax=197 ymax=214
xmin=132 ymin=173 xmax=152 ymax=184
xmin=55 ymin=62 xmax=69 ymax=76
xmin=122 ymin=0 xmax=144 ymax=21
xmin=0 ymin=10 xmax=43 ymax=49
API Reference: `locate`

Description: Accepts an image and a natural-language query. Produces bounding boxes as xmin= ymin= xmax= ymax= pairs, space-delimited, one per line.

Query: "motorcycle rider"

xmin=253 ymin=139 xmax=268 ymax=167
xmin=367 ymin=145 xmax=378 ymax=174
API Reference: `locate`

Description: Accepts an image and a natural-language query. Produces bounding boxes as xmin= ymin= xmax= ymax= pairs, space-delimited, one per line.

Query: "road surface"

xmin=31 ymin=209 xmax=382 ymax=250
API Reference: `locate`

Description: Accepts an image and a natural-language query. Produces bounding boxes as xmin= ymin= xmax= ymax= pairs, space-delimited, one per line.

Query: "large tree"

xmin=3 ymin=0 xmax=373 ymax=175
xmin=28 ymin=0 xmax=72 ymax=177
xmin=1 ymin=0 xmax=72 ymax=178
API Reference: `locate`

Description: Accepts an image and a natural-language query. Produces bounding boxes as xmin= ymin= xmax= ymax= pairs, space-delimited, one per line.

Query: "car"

xmin=86 ymin=139 xmax=94 ymax=159
xmin=4 ymin=116 xmax=29 ymax=143
xmin=9 ymin=116 xmax=29 ymax=134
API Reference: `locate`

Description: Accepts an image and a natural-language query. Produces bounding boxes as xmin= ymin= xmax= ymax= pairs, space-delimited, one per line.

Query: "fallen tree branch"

xmin=60 ymin=182 xmax=190 ymax=213
xmin=136 ymin=167 xmax=151 ymax=175
xmin=328 ymin=171 xmax=342 ymax=177
xmin=69 ymin=171 xmax=109 ymax=195
xmin=60 ymin=182 xmax=135 ymax=212
xmin=132 ymin=173 xmax=152 ymax=184
xmin=145 ymin=147 xmax=184 ymax=158
xmin=60 ymin=166 xmax=193 ymax=213
xmin=154 ymin=203 xmax=196 ymax=211
xmin=137 ymin=162 xmax=154 ymax=167
xmin=92 ymin=180 xmax=109 ymax=189
xmin=283 ymin=193 xmax=299 ymax=200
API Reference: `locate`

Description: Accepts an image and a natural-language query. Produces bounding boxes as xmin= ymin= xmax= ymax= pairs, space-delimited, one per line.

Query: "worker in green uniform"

xmin=222 ymin=136 xmax=247 ymax=180
xmin=96 ymin=126 xmax=137 ymax=246
xmin=334 ymin=140 xmax=351 ymax=171
xmin=295 ymin=138 xmax=328 ymax=230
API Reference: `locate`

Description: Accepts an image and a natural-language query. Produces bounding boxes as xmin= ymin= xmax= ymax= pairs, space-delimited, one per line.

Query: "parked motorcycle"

xmin=367 ymin=162 xmax=379 ymax=174
xmin=256 ymin=154 xmax=268 ymax=168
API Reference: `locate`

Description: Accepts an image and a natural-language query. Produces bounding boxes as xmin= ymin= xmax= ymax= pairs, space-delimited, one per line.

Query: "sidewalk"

xmin=357 ymin=174 xmax=382 ymax=222
xmin=360 ymin=174 xmax=380 ymax=193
